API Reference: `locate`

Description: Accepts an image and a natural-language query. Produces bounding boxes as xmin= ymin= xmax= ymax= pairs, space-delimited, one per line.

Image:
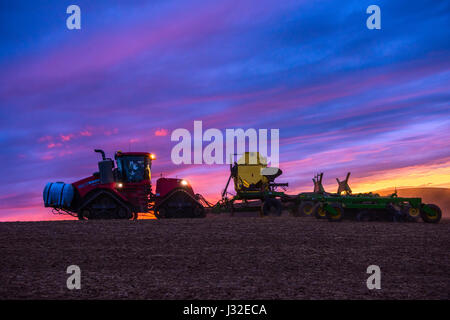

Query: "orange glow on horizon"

xmin=324 ymin=160 xmax=450 ymax=193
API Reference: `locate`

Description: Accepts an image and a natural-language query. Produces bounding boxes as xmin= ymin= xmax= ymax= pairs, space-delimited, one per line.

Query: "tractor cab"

xmin=114 ymin=151 xmax=155 ymax=183
xmin=93 ymin=149 xmax=155 ymax=185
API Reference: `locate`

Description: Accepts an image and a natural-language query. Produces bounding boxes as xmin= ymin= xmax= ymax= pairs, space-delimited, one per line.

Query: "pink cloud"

xmin=47 ymin=142 xmax=62 ymax=149
xmin=80 ymin=130 xmax=93 ymax=136
xmin=155 ymin=128 xmax=169 ymax=136
xmin=60 ymin=134 xmax=74 ymax=142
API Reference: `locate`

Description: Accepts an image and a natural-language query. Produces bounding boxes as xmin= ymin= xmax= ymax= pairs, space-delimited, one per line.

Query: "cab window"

xmin=117 ymin=156 xmax=150 ymax=182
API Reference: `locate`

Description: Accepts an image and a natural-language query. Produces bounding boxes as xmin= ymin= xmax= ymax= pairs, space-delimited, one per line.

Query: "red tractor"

xmin=43 ymin=149 xmax=205 ymax=220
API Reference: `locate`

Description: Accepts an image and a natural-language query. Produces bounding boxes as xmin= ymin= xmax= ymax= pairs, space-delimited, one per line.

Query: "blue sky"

xmin=0 ymin=0 xmax=449 ymax=220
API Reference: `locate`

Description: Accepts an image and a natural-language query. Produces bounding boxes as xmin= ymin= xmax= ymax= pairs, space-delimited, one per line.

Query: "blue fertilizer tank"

xmin=43 ymin=182 xmax=75 ymax=209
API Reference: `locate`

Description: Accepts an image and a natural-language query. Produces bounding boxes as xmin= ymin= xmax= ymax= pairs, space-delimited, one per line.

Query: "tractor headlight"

xmin=116 ymin=183 xmax=123 ymax=188
xmin=150 ymin=153 xmax=156 ymax=160
xmin=180 ymin=179 xmax=188 ymax=186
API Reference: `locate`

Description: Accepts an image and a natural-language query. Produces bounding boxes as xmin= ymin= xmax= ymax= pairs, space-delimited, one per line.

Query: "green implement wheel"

xmin=326 ymin=203 xmax=344 ymax=222
xmin=298 ymin=201 xmax=314 ymax=216
xmin=402 ymin=205 xmax=420 ymax=222
xmin=421 ymin=204 xmax=442 ymax=223
xmin=313 ymin=203 xmax=327 ymax=219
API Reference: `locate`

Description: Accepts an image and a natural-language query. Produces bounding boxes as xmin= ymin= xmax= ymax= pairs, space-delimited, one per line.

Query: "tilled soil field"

xmin=0 ymin=215 xmax=448 ymax=299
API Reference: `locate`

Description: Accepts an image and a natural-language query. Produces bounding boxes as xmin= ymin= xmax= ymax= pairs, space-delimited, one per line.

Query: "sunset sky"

xmin=0 ymin=0 xmax=449 ymax=221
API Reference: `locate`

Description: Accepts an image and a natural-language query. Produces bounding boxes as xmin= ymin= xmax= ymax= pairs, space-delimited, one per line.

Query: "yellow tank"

xmin=233 ymin=152 xmax=269 ymax=193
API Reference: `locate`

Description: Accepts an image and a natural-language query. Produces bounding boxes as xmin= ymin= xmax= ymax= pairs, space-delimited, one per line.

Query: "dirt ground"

xmin=0 ymin=214 xmax=448 ymax=299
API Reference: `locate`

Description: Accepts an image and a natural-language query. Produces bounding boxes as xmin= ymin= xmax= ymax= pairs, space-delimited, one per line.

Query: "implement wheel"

xmin=326 ymin=203 xmax=344 ymax=222
xmin=403 ymin=205 xmax=420 ymax=222
xmin=298 ymin=201 xmax=314 ymax=216
xmin=313 ymin=203 xmax=327 ymax=219
xmin=421 ymin=204 xmax=442 ymax=223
